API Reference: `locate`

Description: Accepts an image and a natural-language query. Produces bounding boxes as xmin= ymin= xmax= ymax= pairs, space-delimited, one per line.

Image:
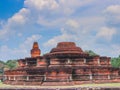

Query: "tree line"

xmin=85 ymin=50 xmax=120 ymax=68
xmin=0 ymin=60 xmax=18 ymax=75
xmin=111 ymin=55 xmax=120 ymax=68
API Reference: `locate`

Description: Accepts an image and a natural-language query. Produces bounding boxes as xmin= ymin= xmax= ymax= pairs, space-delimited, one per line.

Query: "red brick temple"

xmin=4 ymin=42 xmax=120 ymax=85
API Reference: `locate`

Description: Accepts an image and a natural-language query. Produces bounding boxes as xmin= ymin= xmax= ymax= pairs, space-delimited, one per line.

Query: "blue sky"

xmin=0 ymin=0 xmax=120 ymax=61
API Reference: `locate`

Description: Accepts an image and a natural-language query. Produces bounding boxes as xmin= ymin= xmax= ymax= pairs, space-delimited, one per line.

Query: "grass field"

xmin=0 ymin=82 xmax=120 ymax=89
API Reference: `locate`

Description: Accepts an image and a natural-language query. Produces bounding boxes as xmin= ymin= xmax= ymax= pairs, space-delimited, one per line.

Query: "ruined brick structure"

xmin=4 ymin=42 xmax=120 ymax=85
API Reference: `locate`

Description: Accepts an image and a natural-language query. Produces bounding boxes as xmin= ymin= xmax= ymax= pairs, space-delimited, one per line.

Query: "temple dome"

xmin=50 ymin=42 xmax=83 ymax=54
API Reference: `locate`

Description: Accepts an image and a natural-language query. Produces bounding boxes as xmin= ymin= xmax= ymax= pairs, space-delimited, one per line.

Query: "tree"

xmin=85 ymin=50 xmax=98 ymax=56
xmin=0 ymin=60 xmax=5 ymax=75
xmin=5 ymin=60 xmax=18 ymax=70
xmin=0 ymin=60 xmax=5 ymax=68
xmin=111 ymin=56 xmax=120 ymax=68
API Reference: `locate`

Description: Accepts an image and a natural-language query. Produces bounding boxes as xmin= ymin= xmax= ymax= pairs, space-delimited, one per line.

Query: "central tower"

xmin=31 ymin=42 xmax=41 ymax=57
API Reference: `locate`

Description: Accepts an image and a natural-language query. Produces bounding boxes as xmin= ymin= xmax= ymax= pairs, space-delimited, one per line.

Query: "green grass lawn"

xmin=0 ymin=82 xmax=120 ymax=89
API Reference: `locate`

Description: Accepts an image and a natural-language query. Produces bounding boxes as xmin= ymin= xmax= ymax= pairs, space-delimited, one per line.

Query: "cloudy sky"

xmin=0 ymin=0 xmax=120 ymax=61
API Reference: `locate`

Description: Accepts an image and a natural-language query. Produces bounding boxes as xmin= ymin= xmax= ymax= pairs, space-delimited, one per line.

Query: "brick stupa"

xmin=4 ymin=42 xmax=120 ymax=85
xmin=31 ymin=42 xmax=41 ymax=57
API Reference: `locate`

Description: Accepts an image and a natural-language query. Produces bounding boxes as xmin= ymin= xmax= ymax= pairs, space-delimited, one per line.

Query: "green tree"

xmin=85 ymin=50 xmax=98 ymax=56
xmin=119 ymin=55 xmax=120 ymax=58
xmin=111 ymin=55 xmax=120 ymax=68
xmin=0 ymin=60 xmax=5 ymax=68
xmin=0 ymin=60 xmax=5 ymax=75
xmin=5 ymin=60 xmax=18 ymax=70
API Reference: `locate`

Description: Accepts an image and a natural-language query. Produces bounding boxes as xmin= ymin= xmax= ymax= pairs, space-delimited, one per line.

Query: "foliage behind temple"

xmin=111 ymin=55 xmax=120 ymax=68
xmin=0 ymin=60 xmax=18 ymax=74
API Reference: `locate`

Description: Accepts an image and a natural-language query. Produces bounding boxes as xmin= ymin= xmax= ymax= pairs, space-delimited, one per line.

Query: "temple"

xmin=4 ymin=42 xmax=120 ymax=85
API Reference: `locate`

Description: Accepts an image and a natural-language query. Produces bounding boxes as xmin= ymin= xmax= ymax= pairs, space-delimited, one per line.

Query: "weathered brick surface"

xmin=4 ymin=42 xmax=120 ymax=85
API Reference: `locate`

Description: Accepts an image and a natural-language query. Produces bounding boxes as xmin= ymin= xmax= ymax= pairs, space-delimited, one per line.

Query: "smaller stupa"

xmin=31 ymin=42 xmax=41 ymax=57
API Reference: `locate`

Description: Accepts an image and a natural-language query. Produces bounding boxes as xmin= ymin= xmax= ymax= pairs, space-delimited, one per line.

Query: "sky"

xmin=0 ymin=0 xmax=120 ymax=61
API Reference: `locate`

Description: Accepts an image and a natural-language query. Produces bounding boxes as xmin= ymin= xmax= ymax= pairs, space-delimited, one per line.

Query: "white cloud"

xmin=24 ymin=0 xmax=59 ymax=10
xmin=9 ymin=14 xmax=25 ymax=24
xmin=64 ymin=16 xmax=105 ymax=35
xmin=44 ymin=33 xmax=75 ymax=47
xmin=59 ymin=0 xmax=95 ymax=7
xmin=0 ymin=8 xmax=30 ymax=40
xmin=95 ymin=44 xmax=120 ymax=57
xmin=0 ymin=20 xmax=5 ymax=27
xmin=104 ymin=5 xmax=120 ymax=27
xmin=18 ymin=33 xmax=23 ymax=37
xmin=1 ymin=0 xmax=120 ymax=60
xmin=37 ymin=17 xmax=66 ymax=27
xmin=8 ymin=8 xmax=30 ymax=25
xmin=0 ymin=45 xmax=27 ymax=60
xmin=43 ymin=16 xmax=106 ymax=50
xmin=24 ymin=0 xmax=96 ymax=17
xmin=0 ymin=35 xmax=41 ymax=60
xmin=0 ymin=29 xmax=11 ymax=40
xmin=44 ymin=27 xmax=78 ymax=47
xmin=0 ymin=0 xmax=97 ymax=40
xmin=111 ymin=44 xmax=120 ymax=56
xmin=97 ymin=27 xmax=116 ymax=41
xmin=66 ymin=19 xmax=79 ymax=28
xmin=105 ymin=5 xmax=120 ymax=14
xmin=20 ymin=34 xmax=42 ymax=49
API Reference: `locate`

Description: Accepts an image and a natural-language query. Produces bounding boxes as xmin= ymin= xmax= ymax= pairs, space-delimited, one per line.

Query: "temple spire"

xmin=31 ymin=42 xmax=41 ymax=57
